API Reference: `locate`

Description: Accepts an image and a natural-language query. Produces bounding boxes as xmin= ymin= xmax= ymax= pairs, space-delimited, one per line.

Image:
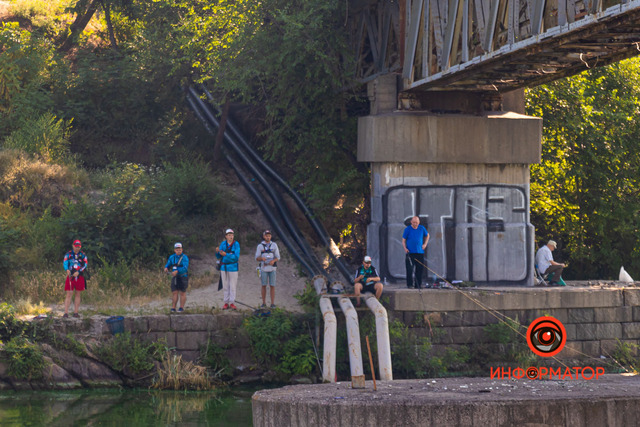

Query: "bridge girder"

xmin=350 ymin=0 xmax=640 ymax=92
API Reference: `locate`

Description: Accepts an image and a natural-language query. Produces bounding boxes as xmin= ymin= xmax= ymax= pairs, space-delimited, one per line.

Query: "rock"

xmin=42 ymin=356 xmax=82 ymax=389
xmin=290 ymin=375 xmax=316 ymax=385
xmin=42 ymin=344 xmax=122 ymax=388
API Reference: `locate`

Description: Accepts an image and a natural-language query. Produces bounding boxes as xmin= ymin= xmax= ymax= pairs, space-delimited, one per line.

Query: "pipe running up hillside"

xmin=198 ymin=85 xmax=354 ymax=284
xmin=186 ymin=90 xmax=322 ymax=278
xmin=188 ymin=87 xmax=324 ymax=278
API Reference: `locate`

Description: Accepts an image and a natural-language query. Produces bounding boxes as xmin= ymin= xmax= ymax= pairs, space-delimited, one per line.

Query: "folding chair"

xmin=534 ymin=264 xmax=550 ymax=287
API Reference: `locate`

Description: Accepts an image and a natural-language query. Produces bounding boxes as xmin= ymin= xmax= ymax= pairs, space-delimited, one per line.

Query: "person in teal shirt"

xmin=164 ymin=242 xmax=189 ymax=313
xmin=216 ymin=229 xmax=240 ymax=310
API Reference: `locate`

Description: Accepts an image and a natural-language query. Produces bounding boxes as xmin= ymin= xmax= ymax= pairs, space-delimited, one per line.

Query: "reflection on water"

xmin=0 ymin=388 xmax=254 ymax=426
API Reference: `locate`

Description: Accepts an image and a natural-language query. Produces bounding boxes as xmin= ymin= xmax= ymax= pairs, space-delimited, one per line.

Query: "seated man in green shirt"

xmin=354 ymin=256 xmax=383 ymax=307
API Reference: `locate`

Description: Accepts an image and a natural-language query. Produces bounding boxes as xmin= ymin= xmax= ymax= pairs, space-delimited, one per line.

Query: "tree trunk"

xmin=213 ymin=96 xmax=230 ymax=166
xmin=59 ymin=0 xmax=100 ymax=52
xmin=101 ymin=0 xmax=119 ymax=50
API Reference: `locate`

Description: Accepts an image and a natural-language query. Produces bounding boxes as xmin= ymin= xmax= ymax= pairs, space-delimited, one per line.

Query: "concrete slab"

xmin=385 ymin=283 xmax=626 ymax=312
xmin=253 ymin=374 xmax=640 ymax=427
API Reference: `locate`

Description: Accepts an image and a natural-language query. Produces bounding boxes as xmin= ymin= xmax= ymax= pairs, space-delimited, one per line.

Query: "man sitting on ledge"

xmin=354 ymin=256 xmax=383 ymax=307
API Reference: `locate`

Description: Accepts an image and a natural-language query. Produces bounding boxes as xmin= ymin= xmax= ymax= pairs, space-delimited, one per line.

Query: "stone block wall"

xmin=388 ymin=287 xmax=640 ymax=359
xmin=58 ymin=313 xmax=251 ymax=365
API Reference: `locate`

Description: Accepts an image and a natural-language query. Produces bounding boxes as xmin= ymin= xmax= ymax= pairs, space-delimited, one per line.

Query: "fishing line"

xmin=409 ymin=257 xmax=576 ymax=369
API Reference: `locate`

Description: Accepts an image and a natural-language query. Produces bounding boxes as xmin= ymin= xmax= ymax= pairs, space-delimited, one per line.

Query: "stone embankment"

xmin=0 ymin=313 xmax=251 ymax=390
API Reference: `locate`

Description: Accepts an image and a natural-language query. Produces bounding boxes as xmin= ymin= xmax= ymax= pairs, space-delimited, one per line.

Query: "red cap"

xmin=73 ymin=240 xmax=82 ymax=247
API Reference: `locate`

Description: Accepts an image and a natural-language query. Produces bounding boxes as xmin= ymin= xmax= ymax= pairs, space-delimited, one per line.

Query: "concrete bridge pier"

xmin=358 ymin=76 xmax=542 ymax=286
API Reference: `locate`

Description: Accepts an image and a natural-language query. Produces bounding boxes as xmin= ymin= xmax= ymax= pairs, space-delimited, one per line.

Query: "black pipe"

xmin=188 ymin=88 xmax=324 ymax=275
xmin=225 ymin=155 xmax=319 ymax=278
xmin=189 ymin=93 xmax=320 ymax=277
xmin=198 ymin=85 xmax=353 ymax=283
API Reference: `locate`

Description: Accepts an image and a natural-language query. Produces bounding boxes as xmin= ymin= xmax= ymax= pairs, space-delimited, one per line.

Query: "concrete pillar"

xmin=359 ymin=80 xmax=541 ymax=286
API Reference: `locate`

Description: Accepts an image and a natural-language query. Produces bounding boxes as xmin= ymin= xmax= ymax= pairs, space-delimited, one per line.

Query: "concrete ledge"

xmin=253 ymin=375 xmax=640 ymax=427
xmin=389 ymin=287 xmax=624 ymax=312
xmin=357 ymin=112 xmax=541 ymax=164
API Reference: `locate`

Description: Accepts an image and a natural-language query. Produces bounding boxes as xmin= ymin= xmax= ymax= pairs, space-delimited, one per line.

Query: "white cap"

xmin=364 ymin=256 xmax=372 ymax=263
xmin=548 ymin=240 xmax=557 ymax=248
xmin=225 ymin=229 xmax=234 ymax=234
xmin=174 ymin=243 xmax=182 ymax=248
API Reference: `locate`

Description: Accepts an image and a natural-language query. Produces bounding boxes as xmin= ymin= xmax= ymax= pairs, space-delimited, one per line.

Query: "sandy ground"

xmin=137 ymin=249 xmax=312 ymax=314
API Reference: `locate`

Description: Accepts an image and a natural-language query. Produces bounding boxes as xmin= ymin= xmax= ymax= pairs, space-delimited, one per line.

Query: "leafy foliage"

xmin=335 ymin=313 xmax=460 ymax=380
xmin=0 ymin=303 xmax=26 ymax=343
xmin=243 ymin=311 xmax=317 ymax=376
xmin=156 ymin=159 xmax=222 ymax=217
xmin=0 ymin=22 xmax=57 ymax=139
xmin=610 ymin=339 xmax=640 ymax=374
xmin=482 ymin=317 xmax=535 ymax=367
xmin=526 ymin=58 xmax=640 ymax=279
xmin=199 ymin=339 xmax=233 ymax=379
xmin=60 ymin=163 xmax=171 ymax=263
xmin=94 ymin=331 xmax=168 ymax=375
xmin=293 ymin=281 xmax=321 ymax=313
xmin=4 ymin=113 xmax=73 ymax=164
xmin=2 ymin=336 xmax=45 ymax=380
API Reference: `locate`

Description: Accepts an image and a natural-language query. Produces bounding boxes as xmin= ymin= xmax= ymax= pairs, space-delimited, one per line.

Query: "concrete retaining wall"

xmin=58 ymin=312 xmax=251 ymax=365
xmin=388 ymin=286 xmax=640 ymax=359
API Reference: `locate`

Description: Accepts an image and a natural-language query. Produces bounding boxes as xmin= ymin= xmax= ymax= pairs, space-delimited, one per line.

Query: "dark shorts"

xmin=171 ymin=275 xmax=189 ymax=292
xmin=65 ymin=276 xmax=86 ymax=291
xmin=362 ymin=281 xmax=377 ymax=294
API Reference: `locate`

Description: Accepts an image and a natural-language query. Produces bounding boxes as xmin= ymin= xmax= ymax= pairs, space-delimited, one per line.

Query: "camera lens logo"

xmin=526 ymin=316 xmax=566 ymax=357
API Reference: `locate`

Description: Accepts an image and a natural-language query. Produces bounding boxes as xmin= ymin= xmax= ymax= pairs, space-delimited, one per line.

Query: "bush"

xmin=0 ymin=150 xmax=86 ymax=215
xmin=293 ymin=281 xmax=320 ymax=312
xmin=0 ymin=303 xmax=27 ymax=342
xmin=199 ymin=339 xmax=233 ymax=379
xmin=157 ymin=159 xmax=222 ymax=217
xmin=0 ymin=23 xmax=56 ymax=139
xmin=8 ymin=0 xmax=70 ymax=36
xmin=60 ymin=163 xmax=171 ymax=264
xmin=2 ymin=336 xmax=45 ymax=380
xmin=482 ymin=316 xmax=535 ymax=367
xmin=0 ymin=219 xmax=18 ymax=283
xmin=94 ymin=332 xmax=168 ymax=375
xmin=4 ymin=113 xmax=73 ymax=164
xmin=610 ymin=339 xmax=640 ymax=374
xmin=243 ymin=311 xmax=317 ymax=376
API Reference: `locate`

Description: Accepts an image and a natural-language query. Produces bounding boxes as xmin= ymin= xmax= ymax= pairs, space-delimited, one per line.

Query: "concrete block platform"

xmin=253 ymin=374 xmax=640 ymax=426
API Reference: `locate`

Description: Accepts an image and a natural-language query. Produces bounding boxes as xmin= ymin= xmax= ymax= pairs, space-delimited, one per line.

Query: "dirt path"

xmin=140 ymin=249 xmax=310 ymax=314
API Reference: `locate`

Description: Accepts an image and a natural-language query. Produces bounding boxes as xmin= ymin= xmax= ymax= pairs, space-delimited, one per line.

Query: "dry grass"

xmin=7 ymin=267 xmax=213 ymax=312
xmin=152 ymin=351 xmax=216 ymax=391
xmin=12 ymin=297 xmax=50 ymax=316
xmin=8 ymin=0 xmax=74 ymax=34
xmin=0 ymin=149 xmax=88 ymax=214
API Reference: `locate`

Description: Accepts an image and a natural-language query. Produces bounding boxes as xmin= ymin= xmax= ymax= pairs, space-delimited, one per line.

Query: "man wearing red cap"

xmin=63 ymin=240 xmax=88 ymax=318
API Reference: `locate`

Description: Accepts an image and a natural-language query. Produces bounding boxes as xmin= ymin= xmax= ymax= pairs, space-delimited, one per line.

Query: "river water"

xmin=0 ymin=388 xmax=254 ymax=426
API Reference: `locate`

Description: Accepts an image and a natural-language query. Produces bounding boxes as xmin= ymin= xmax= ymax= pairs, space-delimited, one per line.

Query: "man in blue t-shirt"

xmin=402 ymin=216 xmax=430 ymax=289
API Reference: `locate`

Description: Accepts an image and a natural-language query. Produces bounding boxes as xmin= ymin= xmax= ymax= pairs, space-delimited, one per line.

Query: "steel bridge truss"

xmin=350 ymin=0 xmax=640 ymax=92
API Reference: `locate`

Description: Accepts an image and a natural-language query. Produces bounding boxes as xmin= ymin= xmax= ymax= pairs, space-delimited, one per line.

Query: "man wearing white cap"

xmin=354 ymin=255 xmax=383 ymax=307
xmin=255 ymin=230 xmax=280 ymax=308
xmin=535 ymin=240 xmax=566 ymax=286
xmin=216 ymin=229 xmax=240 ymax=310
xmin=164 ymin=242 xmax=189 ymax=313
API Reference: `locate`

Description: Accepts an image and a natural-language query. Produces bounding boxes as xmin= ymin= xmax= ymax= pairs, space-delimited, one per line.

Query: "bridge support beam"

xmin=358 ymin=77 xmax=542 ymax=286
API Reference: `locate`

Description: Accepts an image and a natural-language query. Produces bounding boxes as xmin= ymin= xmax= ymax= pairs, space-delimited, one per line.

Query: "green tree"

xmin=527 ymin=58 xmax=640 ymax=279
xmin=131 ymin=0 xmax=370 ymax=251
